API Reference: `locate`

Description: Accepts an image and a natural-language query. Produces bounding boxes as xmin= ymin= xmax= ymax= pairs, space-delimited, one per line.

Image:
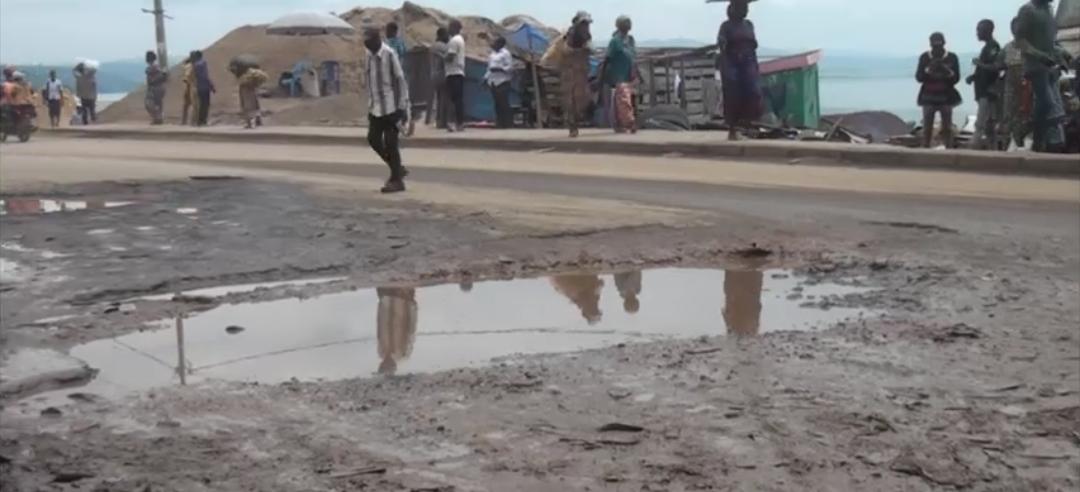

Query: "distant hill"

xmin=1 ymin=59 xmax=145 ymax=93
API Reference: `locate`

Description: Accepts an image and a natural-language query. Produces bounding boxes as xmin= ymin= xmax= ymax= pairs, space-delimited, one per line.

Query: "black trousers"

xmin=446 ymin=74 xmax=465 ymax=127
xmin=197 ymin=89 xmax=211 ymax=125
xmin=79 ymin=98 xmax=96 ymax=124
xmin=47 ymin=99 xmax=61 ymax=124
xmin=368 ymin=113 xmax=404 ymax=181
xmin=491 ymin=82 xmax=512 ymax=129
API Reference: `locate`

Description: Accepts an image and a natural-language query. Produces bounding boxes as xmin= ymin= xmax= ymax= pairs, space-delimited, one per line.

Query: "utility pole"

xmin=142 ymin=0 xmax=170 ymax=67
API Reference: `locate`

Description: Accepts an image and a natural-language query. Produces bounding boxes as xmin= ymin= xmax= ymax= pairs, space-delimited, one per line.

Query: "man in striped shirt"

xmin=365 ymin=28 xmax=411 ymax=193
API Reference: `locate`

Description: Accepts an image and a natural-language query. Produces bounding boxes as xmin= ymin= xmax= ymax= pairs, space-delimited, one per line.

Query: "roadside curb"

xmin=48 ymin=127 xmax=1080 ymax=178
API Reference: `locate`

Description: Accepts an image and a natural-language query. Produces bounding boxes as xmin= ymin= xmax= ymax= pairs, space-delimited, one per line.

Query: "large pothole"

xmin=9 ymin=266 xmax=877 ymax=412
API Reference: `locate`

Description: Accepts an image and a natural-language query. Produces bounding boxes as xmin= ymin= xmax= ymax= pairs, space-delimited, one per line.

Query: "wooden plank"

xmin=664 ymin=60 xmax=672 ymax=105
xmin=679 ymin=59 xmax=688 ymax=109
xmin=647 ymin=60 xmax=657 ymax=106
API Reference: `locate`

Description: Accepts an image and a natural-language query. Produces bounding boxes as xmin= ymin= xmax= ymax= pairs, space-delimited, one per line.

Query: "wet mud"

xmin=0 ymin=177 xmax=1077 ymax=491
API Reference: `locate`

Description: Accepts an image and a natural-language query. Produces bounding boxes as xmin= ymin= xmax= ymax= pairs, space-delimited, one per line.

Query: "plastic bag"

xmin=76 ymin=59 xmax=100 ymax=73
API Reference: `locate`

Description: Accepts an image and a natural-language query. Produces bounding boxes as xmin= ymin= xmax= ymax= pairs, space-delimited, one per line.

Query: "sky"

xmin=0 ymin=0 xmax=1028 ymax=64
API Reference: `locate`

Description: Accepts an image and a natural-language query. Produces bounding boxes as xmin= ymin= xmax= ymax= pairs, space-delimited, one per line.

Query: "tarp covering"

xmin=507 ymin=23 xmax=551 ymax=58
xmin=820 ymin=111 xmax=911 ymax=143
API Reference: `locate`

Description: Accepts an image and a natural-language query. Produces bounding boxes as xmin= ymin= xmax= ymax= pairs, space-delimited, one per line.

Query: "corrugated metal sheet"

xmin=1059 ymin=0 xmax=1080 ymax=29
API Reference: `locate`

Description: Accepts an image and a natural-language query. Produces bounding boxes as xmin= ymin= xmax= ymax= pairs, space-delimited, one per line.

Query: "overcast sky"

xmin=1 ymin=0 xmax=1027 ymax=64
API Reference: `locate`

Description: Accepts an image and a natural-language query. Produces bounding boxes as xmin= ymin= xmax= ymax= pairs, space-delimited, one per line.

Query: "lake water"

xmin=821 ymin=76 xmax=977 ymax=124
xmin=96 ymin=92 xmax=127 ymax=111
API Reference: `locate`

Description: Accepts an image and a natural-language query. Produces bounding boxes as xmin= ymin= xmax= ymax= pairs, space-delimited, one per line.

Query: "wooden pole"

xmin=526 ymin=34 xmax=545 ymax=128
xmin=647 ymin=60 xmax=656 ymax=106
xmin=175 ymin=316 xmax=186 ymax=385
xmin=679 ymin=59 xmax=687 ymax=110
xmin=153 ymin=0 xmax=168 ymax=67
xmin=664 ymin=60 xmax=672 ymax=105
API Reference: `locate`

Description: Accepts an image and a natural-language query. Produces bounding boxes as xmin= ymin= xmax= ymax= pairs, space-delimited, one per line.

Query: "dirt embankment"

xmin=99 ymin=1 xmax=560 ymax=127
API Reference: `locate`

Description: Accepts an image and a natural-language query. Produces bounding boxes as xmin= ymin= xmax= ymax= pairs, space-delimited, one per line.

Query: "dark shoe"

xmin=380 ymin=180 xmax=406 ymax=193
xmin=402 ymin=167 xmax=410 ymax=178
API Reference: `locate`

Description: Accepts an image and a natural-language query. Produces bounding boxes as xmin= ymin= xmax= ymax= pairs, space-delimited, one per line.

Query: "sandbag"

xmin=75 ymin=59 xmax=100 ymax=73
xmin=229 ymin=55 xmax=261 ymax=74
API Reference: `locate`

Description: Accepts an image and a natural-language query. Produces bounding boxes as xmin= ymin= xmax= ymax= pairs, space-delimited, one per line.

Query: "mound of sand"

xmin=101 ymin=1 xmax=559 ymax=126
xmin=100 ymin=24 xmax=364 ymax=126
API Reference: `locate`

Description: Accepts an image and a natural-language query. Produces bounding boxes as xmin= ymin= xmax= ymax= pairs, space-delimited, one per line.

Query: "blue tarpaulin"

xmin=506 ymin=23 xmax=551 ymax=57
xmin=460 ymin=23 xmax=549 ymax=122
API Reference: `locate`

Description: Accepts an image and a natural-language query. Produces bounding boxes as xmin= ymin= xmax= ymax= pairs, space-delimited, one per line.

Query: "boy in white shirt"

xmin=43 ymin=70 xmax=64 ymax=128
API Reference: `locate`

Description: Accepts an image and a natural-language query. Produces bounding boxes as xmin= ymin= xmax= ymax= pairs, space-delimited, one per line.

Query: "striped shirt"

xmin=366 ymin=43 xmax=410 ymax=118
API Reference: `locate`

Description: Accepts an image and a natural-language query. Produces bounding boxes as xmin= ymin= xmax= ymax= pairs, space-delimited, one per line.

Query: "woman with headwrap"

xmin=602 ymin=16 xmax=638 ymax=133
xmin=543 ymin=11 xmax=594 ymax=137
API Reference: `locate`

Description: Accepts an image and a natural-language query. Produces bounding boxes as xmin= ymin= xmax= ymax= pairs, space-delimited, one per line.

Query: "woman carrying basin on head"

xmin=716 ymin=0 xmax=763 ymax=141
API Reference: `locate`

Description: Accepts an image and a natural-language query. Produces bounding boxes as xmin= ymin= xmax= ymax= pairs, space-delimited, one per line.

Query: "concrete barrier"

xmin=48 ymin=126 xmax=1079 ymax=178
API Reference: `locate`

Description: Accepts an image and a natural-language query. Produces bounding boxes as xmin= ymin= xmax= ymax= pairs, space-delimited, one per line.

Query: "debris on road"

xmin=597 ymin=422 xmax=645 ymax=433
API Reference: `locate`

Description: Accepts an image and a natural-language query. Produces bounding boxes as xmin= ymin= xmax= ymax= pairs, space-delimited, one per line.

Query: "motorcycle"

xmin=0 ymin=104 xmax=37 ymax=142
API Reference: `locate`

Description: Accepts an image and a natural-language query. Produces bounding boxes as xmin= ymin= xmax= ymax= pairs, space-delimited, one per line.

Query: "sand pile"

xmin=100 ymin=24 xmax=363 ymax=126
xmin=100 ymin=2 xmax=559 ymax=126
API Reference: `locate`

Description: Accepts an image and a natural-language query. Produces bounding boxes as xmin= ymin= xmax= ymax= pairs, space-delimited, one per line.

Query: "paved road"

xmin=3 ymin=136 xmax=1078 ymax=241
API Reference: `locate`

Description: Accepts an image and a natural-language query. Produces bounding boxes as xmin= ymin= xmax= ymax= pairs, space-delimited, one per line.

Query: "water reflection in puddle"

xmin=59 ymin=268 xmax=873 ymax=397
xmin=0 ymin=199 xmax=134 ymax=216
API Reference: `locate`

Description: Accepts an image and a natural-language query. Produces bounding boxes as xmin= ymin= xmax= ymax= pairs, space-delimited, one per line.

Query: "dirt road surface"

xmin=1 ymin=135 xmax=1078 ymax=491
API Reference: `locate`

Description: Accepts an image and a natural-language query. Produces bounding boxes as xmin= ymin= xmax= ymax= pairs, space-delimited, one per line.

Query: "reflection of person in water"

xmin=722 ymin=270 xmax=763 ymax=337
xmin=376 ymin=287 xmax=418 ymax=375
xmin=614 ymin=271 xmax=642 ymax=314
xmin=550 ymin=274 xmax=604 ymax=325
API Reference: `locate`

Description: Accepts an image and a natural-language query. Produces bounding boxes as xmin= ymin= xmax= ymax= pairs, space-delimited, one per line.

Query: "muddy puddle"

xmin=23 ymin=268 xmax=875 ymax=404
xmin=0 ymin=199 xmax=134 ymax=215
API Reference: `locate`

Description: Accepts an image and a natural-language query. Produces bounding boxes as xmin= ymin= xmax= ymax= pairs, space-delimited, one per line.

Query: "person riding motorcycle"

xmin=2 ymin=67 xmax=33 ymax=105
xmin=1 ymin=66 xmax=18 ymax=105
xmin=1 ymin=66 xmax=39 ymax=139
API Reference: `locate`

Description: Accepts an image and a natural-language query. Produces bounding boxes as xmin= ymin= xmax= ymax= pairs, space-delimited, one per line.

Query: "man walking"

xmin=42 ymin=70 xmax=64 ymax=128
xmin=966 ymin=20 xmax=1001 ymax=150
xmin=73 ymin=63 xmax=97 ymax=124
xmin=364 ymin=28 xmax=410 ymax=193
xmin=445 ymin=19 xmax=467 ymax=132
xmin=1016 ymin=0 xmax=1062 ymax=152
xmin=193 ymin=50 xmax=215 ymax=126
xmin=915 ymin=33 xmax=962 ymax=148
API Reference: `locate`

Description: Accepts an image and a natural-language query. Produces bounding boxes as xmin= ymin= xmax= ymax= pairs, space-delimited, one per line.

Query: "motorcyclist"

xmin=1 ymin=66 xmax=17 ymax=105
xmin=1 ymin=66 xmax=34 ymax=106
xmin=1 ymin=66 xmax=38 ymax=136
